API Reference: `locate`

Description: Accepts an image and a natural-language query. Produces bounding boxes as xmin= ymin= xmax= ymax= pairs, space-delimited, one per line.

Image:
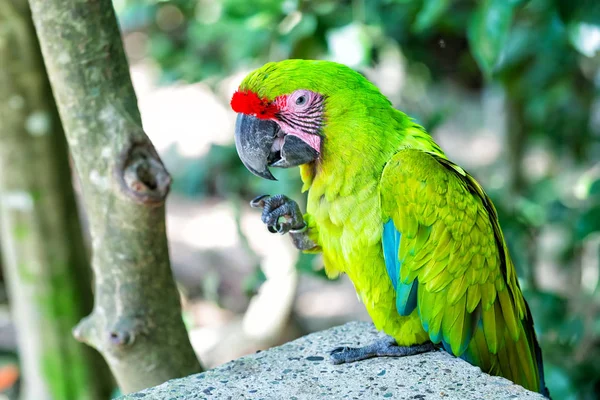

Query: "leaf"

xmin=467 ymin=0 xmax=522 ymax=77
xmin=413 ymin=0 xmax=451 ymax=33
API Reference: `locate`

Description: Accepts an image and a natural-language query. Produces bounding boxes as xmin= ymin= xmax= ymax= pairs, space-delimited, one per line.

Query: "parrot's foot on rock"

xmin=329 ymin=336 xmax=435 ymax=364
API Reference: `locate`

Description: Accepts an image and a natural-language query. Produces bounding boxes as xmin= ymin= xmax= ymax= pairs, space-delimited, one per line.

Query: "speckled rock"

xmin=121 ymin=322 xmax=545 ymax=400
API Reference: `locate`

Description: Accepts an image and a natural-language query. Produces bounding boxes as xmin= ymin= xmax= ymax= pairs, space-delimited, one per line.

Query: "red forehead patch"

xmin=230 ymin=90 xmax=278 ymax=120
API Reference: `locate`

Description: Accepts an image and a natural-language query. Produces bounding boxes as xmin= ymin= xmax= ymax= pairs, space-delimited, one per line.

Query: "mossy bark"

xmin=0 ymin=1 xmax=113 ymax=399
xmin=27 ymin=0 xmax=202 ymax=393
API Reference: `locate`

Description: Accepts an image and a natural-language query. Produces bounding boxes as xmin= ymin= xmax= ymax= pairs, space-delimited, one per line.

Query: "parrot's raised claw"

xmin=251 ymin=194 xmax=305 ymax=235
xmin=250 ymin=194 xmax=270 ymax=209
xmin=329 ymin=336 xmax=435 ymax=364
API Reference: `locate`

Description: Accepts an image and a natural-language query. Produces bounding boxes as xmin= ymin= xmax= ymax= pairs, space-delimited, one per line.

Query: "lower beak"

xmin=234 ymin=114 xmax=319 ymax=180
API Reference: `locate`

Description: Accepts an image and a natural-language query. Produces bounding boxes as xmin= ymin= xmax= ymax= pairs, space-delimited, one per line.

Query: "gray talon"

xmin=252 ymin=194 xmax=304 ymax=235
xmin=250 ymin=194 xmax=270 ymax=208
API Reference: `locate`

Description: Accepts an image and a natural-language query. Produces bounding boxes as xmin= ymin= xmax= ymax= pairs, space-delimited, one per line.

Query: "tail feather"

xmin=524 ymin=300 xmax=550 ymax=398
xmin=457 ymin=299 xmax=550 ymax=398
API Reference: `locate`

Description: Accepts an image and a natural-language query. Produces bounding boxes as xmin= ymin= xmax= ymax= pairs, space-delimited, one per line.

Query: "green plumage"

xmin=239 ymin=60 xmax=547 ymax=395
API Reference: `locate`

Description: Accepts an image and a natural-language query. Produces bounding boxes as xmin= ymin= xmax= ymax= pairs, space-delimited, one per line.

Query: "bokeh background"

xmin=3 ymin=0 xmax=600 ymax=398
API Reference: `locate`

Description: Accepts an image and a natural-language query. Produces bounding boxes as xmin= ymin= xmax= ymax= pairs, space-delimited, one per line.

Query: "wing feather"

xmin=380 ymin=149 xmax=546 ymax=395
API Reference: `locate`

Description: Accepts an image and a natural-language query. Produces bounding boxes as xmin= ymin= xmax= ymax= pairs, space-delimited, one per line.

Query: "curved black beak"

xmin=234 ymin=114 xmax=277 ymax=180
xmin=234 ymin=114 xmax=319 ymax=180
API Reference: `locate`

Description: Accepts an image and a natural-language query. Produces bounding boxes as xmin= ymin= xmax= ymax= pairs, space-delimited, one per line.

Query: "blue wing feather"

xmin=382 ymin=220 xmax=418 ymax=317
xmin=382 ymin=220 xmax=400 ymax=290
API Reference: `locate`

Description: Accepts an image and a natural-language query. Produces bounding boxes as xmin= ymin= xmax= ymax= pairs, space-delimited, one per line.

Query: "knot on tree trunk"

xmin=116 ymin=139 xmax=171 ymax=205
xmin=106 ymin=314 xmax=150 ymax=348
xmin=74 ymin=311 xmax=151 ymax=352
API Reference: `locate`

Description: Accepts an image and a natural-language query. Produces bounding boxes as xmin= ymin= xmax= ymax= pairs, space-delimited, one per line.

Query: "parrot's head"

xmin=230 ymin=59 xmax=390 ymax=180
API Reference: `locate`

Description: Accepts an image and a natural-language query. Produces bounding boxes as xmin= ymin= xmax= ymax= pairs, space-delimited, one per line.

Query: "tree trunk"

xmin=0 ymin=1 xmax=113 ymax=399
xmin=27 ymin=0 xmax=202 ymax=393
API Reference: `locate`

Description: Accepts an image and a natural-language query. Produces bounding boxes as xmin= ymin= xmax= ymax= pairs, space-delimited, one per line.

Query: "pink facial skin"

xmin=274 ymin=89 xmax=323 ymax=154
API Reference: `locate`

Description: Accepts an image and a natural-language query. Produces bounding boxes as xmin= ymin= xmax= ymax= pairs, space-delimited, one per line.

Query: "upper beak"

xmin=234 ymin=114 xmax=319 ymax=180
xmin=234 ymin=114 xmax=277 ymax=180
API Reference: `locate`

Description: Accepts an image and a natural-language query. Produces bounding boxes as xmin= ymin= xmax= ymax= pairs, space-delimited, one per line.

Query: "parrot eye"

xmin=289 ymin=90 xmax=312 ymax=111
xmin=296 ymin=95 xmax=307 ymax=106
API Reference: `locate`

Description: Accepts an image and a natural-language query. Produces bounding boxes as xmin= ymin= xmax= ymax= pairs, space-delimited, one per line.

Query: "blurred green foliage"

xmin=116 ymin=0 xmax=600 ymax=398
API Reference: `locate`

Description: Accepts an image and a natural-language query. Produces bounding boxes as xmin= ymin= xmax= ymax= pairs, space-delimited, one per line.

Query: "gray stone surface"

xmin=122 ymin=322 xmax=545 ymax=400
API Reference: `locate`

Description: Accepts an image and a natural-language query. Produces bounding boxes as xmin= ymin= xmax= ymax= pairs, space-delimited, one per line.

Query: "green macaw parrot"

xmin=230 ymin=59 xmax=549 ymax=397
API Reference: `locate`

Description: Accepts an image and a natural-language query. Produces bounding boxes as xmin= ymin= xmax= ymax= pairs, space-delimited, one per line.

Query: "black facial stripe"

xmin=305 ymin=102 xmax=322 ymax=113
xmin=288 ymin=113 xmax=321 ymax=126
xmin=282 ymin=116 xmax=320 ymax=131
xmin=290 ymin=110 xmax=322 ymax=122
xmin=279 ymin=115 xmax=322 ymax=136
xmin=288 ymin=112 xmax=320 ymax=122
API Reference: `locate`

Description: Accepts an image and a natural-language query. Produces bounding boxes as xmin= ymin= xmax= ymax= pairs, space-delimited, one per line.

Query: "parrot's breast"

xmin=305 ymin=169 xmax=429 ymax=345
